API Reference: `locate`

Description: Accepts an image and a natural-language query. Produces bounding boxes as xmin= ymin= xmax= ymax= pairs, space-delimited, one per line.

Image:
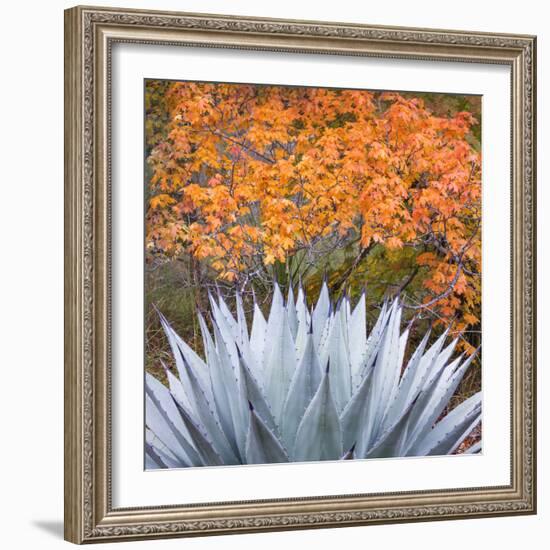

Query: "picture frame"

xmin=64 ymin=5 xmax=537 ymax=544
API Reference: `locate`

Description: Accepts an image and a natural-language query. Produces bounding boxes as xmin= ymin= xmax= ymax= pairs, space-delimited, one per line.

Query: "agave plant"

xmin=145 ymin=282 xmax=482 ymax=469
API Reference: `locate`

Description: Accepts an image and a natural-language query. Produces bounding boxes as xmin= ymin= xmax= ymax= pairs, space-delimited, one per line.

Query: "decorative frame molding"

xmin=64 ymin=5 xmax=536 ymax=544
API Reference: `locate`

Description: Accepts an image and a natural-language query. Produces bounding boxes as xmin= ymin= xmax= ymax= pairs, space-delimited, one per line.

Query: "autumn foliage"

xmin=146 ymin=81 xmax=481 ymax=343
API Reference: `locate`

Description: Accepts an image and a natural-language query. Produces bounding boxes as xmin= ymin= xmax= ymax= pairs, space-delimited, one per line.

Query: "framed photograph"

xmin=64 ymin=5 xmax=537 ymax=544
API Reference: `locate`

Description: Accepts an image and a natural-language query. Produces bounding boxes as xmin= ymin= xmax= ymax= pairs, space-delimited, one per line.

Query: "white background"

xmin=0 ymin=0 xmax=547 ymax=548
xmin=113 ymin=44 xmax=511 ymax=506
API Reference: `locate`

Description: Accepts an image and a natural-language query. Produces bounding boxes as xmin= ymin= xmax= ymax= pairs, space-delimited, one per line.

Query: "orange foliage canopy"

xmin=146 ymin=82 xmax=481 ymax=334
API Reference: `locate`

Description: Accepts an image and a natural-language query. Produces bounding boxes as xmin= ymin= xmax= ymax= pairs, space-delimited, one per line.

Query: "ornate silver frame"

xmin=64 ymin=5 xmax=537 ymax=544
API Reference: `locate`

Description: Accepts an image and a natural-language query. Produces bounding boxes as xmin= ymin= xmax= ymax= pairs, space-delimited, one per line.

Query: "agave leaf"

xmin=296 ymin=280 xmax=309 ymax=316
xmin=198 ymin=315 xmax=239 ymax=455
xmin=145 ymin=443 xmax=167 ymax=469
xmin=412 ymin=392 xmax=482 ymax=456
xmin=211 ymin=297 xmax=239 ymax=370
xmin=145 ymin=393 xmax=184 ymax=461
xmin=145 ymin=454 xmax=160 ymax=470
xmin=382 ymin=310 xmax=411 ymax=421
xmin=295 ymin=283 xmax=310 ymax=327
xmin=465 ymin=440 xmax=482 ymax=454
xmin=324 ymin=304 xmax=352 ymax=412
xmin=162 ymin=361 xmax=193 ymax=413
xmin=376 ymin=325 xmax=410 ymax=430
xmin=217 ymin=291 xmax=239 ymax=339
xmin=171 ymin=396 xmax=224 ymax=466
xmin=399 ymin=354 xmax=462 ymax=449
xmin=262 ymin=283 xmax=285 ymax=369
xmin=312 ymin=281 xmax=330 ymax=350
xmin=245 ymin=405 xmax=289 ymax=464
xmin=294 ymin=283 xmax=311 ymax=360
xmin=145 ymin=440 xmax=183 ymax=469
xmin=294 ymin=315 xmax=309 ymax=364
xmin=236 ymin=351 xmax=278 ymax=434
xmin=145 ymin=374 xmax=202 ymax=466
xmin=287 ymin=284 xmax=299 ymax=339
xmin=281 ymin=330 xmax=323 ymax=449
xmin=264 ymin=308 xmax=297 ymax=423
xmin=235 ymin=292 xmax=262 ymax=381
xmin=293 ymin=366 xmax=343 ymax=461
xmin=317 ymin=308 xmax=334 ymax=361
xmin=212 ymin=317 xmax=238 ymax=376
xmin=176 ymin=353 xmax=239 ymax=464
xmin=340 ymin=364 xmax=374 ymax=453
xmin=157 ymin=311 xmax=212 ymax=403
xmin=235 ymin=292 xmax=249 ymax=342
xmin=382 ymin=329 xmax=431 ymax=429
xmin=402 ymin=328 xmax=450 ymax=403
xmin=432 ymin=413 xmax=481 ymax=457
xmin=366 ymin=300 xmax=402 ymax=441
xmin=356 ymin=300 xmax=390 ymax=383
xmin=383 ymin=329 xmax=451 ymax=437
xmin=403 ymin=350 xmax=478 ymax=454
xmin=364 ymin=397 xmax=417 ymax=458
xmin=146 ymin=428 xmax=184 ymax=469
xmin=209 ymin=291 xmax=234 ymax=339
xmin=197 ymin=312 xmax=215 ymax=363
xmin=349 ymin=291 xmax=367 ymax=386
xmin=341 ymin=444 xmax=356 ymax=460
xmin=429 ymin=337 xmax=460 ymax=381
xmin=145 ymin=373 xmax=194 ymax=440
xmin=249 ymin=301 xmax=267 ymax=373
xmin=344 ymin=292 xmax=351 ymax=322
xmin=211 ymin=320 xmax=247 ymax=459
